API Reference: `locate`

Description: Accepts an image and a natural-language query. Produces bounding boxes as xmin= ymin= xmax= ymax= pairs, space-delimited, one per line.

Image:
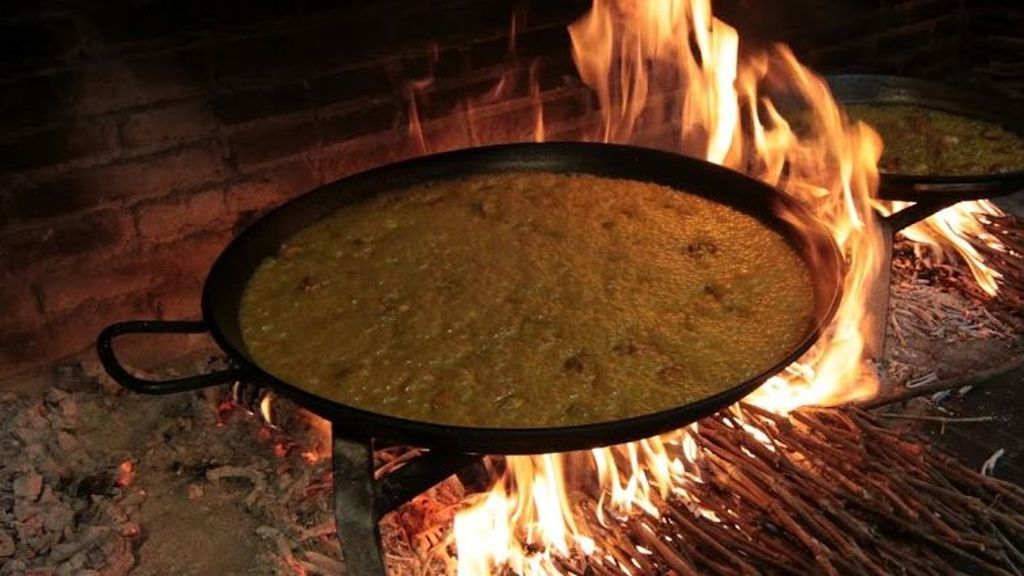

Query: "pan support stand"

xmin=865 ymin=197 xmax=962 ymax=384
xmin=331 ymin=426 xmax=483 ymax=576
xmin=332 ymin=431 xmax=384 ymax=575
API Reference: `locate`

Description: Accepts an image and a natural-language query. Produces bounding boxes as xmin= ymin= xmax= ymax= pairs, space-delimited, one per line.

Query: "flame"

xmin=894 ymin=199 xmax=1006 ymax=296
xmin=563 ymin=0 xmax=893 ymax=412
xmin=374 ymin=1 xmax=1007 ymax=572
xmin=455 ymin=455 xmax=597 ymax=574
xmin=259 ymin=391 xmax=275 ymax=423
xmin=450 ymin=0 xmax=884 ymax=571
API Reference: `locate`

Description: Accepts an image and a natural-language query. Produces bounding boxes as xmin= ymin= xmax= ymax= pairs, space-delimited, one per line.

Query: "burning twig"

xmin=366 ymin=403 xmax=1023 ymax=576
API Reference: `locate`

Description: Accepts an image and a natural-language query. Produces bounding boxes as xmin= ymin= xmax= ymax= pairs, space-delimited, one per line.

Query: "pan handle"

xmin=879 ymin=198 xmax=959 ymax=232
xmin=97 ymin=320 xmax=248 ymax=395
xmin=878 ymin=178 xmax=1020 ymax=202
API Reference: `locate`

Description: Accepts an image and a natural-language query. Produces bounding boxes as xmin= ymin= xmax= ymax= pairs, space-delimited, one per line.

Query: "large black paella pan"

xmin=98 ymin=143 xmax=845 ymax=454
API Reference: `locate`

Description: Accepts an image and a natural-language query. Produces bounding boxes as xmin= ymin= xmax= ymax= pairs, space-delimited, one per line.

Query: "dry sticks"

xmin=463 ymin=404 xmax=1024 ymax=576
xmin=888 ymin=213 xmax=1024 ymax=343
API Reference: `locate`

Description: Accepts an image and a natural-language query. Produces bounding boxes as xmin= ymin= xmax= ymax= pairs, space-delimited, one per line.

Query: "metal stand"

xmin=331 ymin=426 xmax=481 ymax=576
xmin=866 ymin=198 xmax=960 ymax=365
xmin=332 ymin=431 xmax=385 ymax=575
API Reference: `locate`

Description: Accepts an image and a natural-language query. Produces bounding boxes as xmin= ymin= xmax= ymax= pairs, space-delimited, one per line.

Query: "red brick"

xmin=537 ymin=87 xmax=592 ymax=127
xmin=0 ymin=285 xmax=43 ymax=334
xmin=0 ymin=290 xmax=155 ymax=381
xmin=211 ymin=83 xmax=312 ymax=126
xmin=211 ymin=33 xmax=317 ymax=86
xmin=151 ymin=278 xmax=204 ymax=321
xmin=394 ymin=48 xmax=466 ymax=88
xmin=0 ymin=48 xmax=208 ymax=129
xmin=315 ymin=132 xmax=419 ymax=184
xmin=74 ymin=49 xmax=212 ymax=116
xmin=135 ymin=187 xmax=228 ymax=242
xmin=34 ymin=226 xmax=233 ymax=317
xmin=384 ymin=2 xmax=515 ymax=51
xmin=160 ymin=230 xmax=233 ymax=280
xmin=35 ymin=260 xmax=154 ymax=315
xmin=804 ymin=40 xmax=879 ymax=69
xmin=465 ymin=98 xmax=544 ymax=146
xmin=11 ymin=141 xmax=231 ymax=222
xmin=312 ymin=64 xmax=402 ymax=109
xmin=523 ymin=1 xmax=589 ymax=30
xmin=318 ymin=101 xmax=401 ymax=147
xmin=0 ymin=230 xmax=234 ymax=377
xmin=89 ymin=2 xmax=302 ymax=44
xmin=228 ymin=117 xmax=319 ymax=168
xmin=410 ymin=73 xmax=507 ymax=122
xmin=467 ymin=35 xmax=513 ymax=72
xmin=226 ymin=158 xmax=321 ymax=215
xmin=421 ymin=111 xmax=474 ymax=152
xmin=119 ymin=100 xmax=219 ymax=151
xmin=902 ymin=0 xmax=965 ymax=24
xmin=547 ymin=113 xmax=602 ymax=142
xmin=533 ymin=56 xmax=581 ymax=92
xmin=0 ymin=119 xmax=118 ymax=173
xmin=0 ymin=209 xmax=135 ymax=281
xmin=876 ymin=22 xmax=934 ymax=55
xmin=0 ymin=72 xmax=77 ymax=130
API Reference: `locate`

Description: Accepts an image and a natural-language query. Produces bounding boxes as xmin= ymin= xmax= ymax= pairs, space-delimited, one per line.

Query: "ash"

xmin=0 ymin=360 xmax=470 ymax=575
xmin=0 ymin=366 xmax=138 ymax=576
xmin=0 ymin=362 xmax=343 ymax=575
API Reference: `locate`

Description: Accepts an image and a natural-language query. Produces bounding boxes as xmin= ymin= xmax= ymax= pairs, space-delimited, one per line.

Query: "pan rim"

xmin=825 ymin=73 xmax=1024 ymax=185
xmin=201 ymin=142 xmax=844 ymax=454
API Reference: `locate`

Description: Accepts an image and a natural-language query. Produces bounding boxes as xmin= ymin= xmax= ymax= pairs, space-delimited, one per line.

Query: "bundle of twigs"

xmin=886 ymin=213 xmax=1024 ymax=345
xmin=981 ymin=213 xmax=1024 ymax=308
xmin=428 ymin=403 xmax=1024 ymax=576
xmin=895 ymin=213 xmax=1024 ymax=312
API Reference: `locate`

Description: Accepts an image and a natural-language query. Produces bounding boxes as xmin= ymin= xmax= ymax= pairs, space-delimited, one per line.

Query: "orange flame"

xmin=895 ymin=199 xmax=1006 ymax=296
xmin=565 ymin=1 xmax=889 ymax=411
xmin=451 ymin=0 xmax=886 ymax=570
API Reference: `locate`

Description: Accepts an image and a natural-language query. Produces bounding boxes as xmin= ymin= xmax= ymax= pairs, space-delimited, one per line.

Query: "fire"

xmin=440 ymin=0 xmax=1012 ymax=573
xmin=896 ymin=199 xmax=1006 ymax=296
xmin=453 ymin=1 xmax=886 ymax=567
xmin=455 ymin=456 xmax=597 ymax=575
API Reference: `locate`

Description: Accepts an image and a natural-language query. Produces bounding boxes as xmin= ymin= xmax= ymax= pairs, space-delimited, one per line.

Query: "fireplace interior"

xmin=1 ymin=0 xmax=1023 ymax=574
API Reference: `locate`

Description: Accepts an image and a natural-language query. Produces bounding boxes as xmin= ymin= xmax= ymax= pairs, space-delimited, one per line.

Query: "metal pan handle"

xmin=878 ymin=178 xmax=1021 ymax=202
xmin=878 ymin=199 xmax=957 ymax=233
xmin=97 ymin=320 xmax=248 ymax=394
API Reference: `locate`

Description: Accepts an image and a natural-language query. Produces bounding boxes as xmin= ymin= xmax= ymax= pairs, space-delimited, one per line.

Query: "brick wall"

xmin=0 ymin=0 xmax=593 ymax=382
xmin=968 ymin=0 xmax=1024 ymax=100
xmin=716 ymin=0 xmax=975 ymax=78
xmin=0 ymin=0 xmax=987 ymax=384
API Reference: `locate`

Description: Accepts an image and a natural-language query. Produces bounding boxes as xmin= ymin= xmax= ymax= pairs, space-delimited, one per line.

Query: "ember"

xmin=115 ymin=460 xmax=135 ymax=489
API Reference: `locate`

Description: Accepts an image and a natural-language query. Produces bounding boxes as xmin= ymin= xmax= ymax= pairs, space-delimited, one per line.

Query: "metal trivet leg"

xmin=332 ymin=430 xmax=386 ymax=576
xmin=331 ymin=427 xmax=484 ymax=576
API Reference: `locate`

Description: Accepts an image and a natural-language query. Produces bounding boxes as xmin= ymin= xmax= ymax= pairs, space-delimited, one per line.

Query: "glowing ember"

xmin=116 ymin=459 xmax=136 ymax=488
